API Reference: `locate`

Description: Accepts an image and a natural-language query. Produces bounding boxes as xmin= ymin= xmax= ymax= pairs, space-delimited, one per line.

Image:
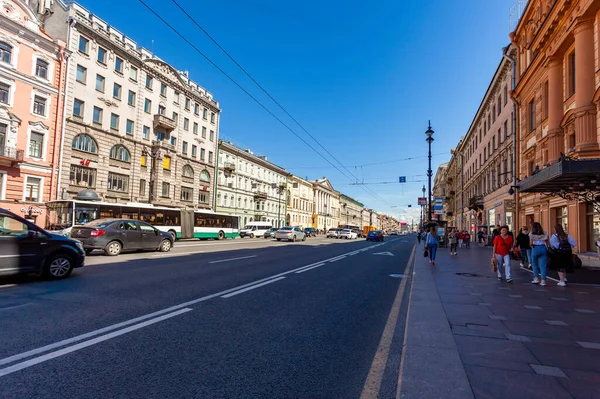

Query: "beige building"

xmin=339 ymin=194 xmax=364 ymax=228
xmin=286 ymin=174 xmax=314 ymax=228
xmin=312 ymin=177 xmax=340 ymax=230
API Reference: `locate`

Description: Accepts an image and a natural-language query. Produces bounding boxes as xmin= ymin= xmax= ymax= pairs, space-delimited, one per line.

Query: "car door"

xmin=116 ymin=220 xmax=142 ymax=250
xmin=0 ymin=213 xmax=43 ymax=275
xmin=139 ymin=222 xmax=161 ymax=249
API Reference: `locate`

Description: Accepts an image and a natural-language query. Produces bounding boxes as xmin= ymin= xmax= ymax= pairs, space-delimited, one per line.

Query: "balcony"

xmin=468 ymin=195 xmax=484 ymax=211
xmin=153 ymin=114 xmax=177 ymax=131
xmin=254 ymin=191 xmax=268 ymax=200
xmin=0 ymin=146 xmax=24 ymax=166
xmin=224 ymin=162 xmax=236 ymax=173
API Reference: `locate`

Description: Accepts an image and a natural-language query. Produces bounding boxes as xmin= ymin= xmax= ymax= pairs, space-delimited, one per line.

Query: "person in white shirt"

xmin=549 ymin=224 xmax=577 ymax=287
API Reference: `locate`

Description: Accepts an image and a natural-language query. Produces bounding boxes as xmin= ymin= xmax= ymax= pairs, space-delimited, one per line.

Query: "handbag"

xmin=490 ymin=256 xmax=498 ymax=272
xmin=572 ymin=254 xmax=583 ymax=269
xmin=423 ymin=247 xmax=429 ymax=257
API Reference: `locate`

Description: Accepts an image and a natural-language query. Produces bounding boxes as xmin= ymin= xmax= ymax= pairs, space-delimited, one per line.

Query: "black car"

xmin=71 ymin=219 xmax=173 ymax=256
xmin=304 ymin=227 xmax=317 ymax=237
xmin=0 ymin=208 xmax=85 ymax=279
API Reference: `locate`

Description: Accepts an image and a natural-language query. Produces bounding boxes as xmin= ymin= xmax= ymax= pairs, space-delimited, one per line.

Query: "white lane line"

xmin=346 ymin=251 xmax=361 ymax=256
xmin=0 ymin=284 xmax=17 ymax=289
xmin=150 ymin=250 xmax=204 ymax=258
xmin=209 ymin=255 xmax=258 ymax=264
xmin=0 ymin=308 xmax=192 ymax=378
xmin=221 ymin=277 xmax=286 ymax=298
xmin=295 ymin=264 xmax=325 ymax=274
xmin=328 ymin=255 xmax=347 ymax=262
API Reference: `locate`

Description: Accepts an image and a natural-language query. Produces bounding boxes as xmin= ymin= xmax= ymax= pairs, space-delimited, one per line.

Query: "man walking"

xmin=417 ymin=230 xmax=422 ymax=245
xmin=448 ymin=228 xmax=458 ymax=255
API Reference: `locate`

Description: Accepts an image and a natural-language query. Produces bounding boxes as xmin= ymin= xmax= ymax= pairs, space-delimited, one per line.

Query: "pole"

xmin=278 ymin=190 xmax=281 ymax=228
xmin=428 ymin=138 xmax=433 ymax=222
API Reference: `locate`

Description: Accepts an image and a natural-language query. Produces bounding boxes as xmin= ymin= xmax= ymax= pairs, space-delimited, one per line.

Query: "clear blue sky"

xmin=78 ymin=0 xmax=517 ymax=223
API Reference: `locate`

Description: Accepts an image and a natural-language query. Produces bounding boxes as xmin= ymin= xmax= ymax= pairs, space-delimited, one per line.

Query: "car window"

xmin=85 ymin=220 xmax=115 ymax=228
xmin=118 ymin=221 xmax=138 ymax=231
xmin=139 ymin=223 xmax=155 ymax=232
xmin=0 ymin=215 xmax=29 ymax=237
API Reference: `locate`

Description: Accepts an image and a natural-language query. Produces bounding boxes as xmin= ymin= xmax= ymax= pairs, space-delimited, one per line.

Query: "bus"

xmin=45 ymin=200 xmax=239 ymax=240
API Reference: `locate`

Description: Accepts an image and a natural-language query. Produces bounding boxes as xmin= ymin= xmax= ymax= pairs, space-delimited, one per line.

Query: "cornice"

xmin=218 ymin=141 xmax=288 ymax=175
xmin=0 ymin=15 xmax=59 ymax=54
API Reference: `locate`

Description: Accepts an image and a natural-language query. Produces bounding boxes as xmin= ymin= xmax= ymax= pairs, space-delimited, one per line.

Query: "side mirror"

xmin=154 ymin=229 xmax=159 ymax=236
xmin=27 ymin=230 xmax=40 ymax=239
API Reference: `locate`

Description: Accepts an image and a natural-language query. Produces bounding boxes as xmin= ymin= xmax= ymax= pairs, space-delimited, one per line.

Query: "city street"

xmin=0 ymin=236 xmax=415 ymax=399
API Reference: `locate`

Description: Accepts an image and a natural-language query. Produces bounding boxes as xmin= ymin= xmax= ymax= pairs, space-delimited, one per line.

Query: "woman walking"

xmin=549 ymin=225 xmax=576 ymax=287
xmin=448 ymin=229 xmax=458 ymax=255
xmin=425 ymin=226 xmax=439 ymax=265
xmin=515 ymin=227 xmax=532 ymax=269
xmin=492 ymin=225 xmax=514 ymax=283
xmin=529 ymin=222 xmax=549 ymax=286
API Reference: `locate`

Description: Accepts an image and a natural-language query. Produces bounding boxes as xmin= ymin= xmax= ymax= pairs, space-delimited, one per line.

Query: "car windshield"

xmin=342 ymin=229 xmax=351 ymax=233
xmin=280 ymin=227 xmax=292 ymax=231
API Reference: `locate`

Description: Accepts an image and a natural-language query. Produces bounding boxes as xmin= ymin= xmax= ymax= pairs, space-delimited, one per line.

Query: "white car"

xmin=339 ymin=229 xmax=358 ymax=239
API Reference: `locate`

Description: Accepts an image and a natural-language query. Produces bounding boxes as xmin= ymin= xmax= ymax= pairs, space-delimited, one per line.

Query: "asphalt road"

xmin=0 ymin=235 xmax=415 ymax=399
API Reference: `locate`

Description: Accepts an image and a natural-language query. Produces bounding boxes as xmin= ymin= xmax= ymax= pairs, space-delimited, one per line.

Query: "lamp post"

xmin=425 ymin=121 xmax=435 ymax=223
xmin=421 ymin=184 xmax=426 ymax=228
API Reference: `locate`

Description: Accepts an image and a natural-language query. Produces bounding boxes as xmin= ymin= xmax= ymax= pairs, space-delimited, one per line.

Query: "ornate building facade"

xmin=339 ymin=193 xmax=364 ymax=228
xmin=286 ymin=174 xmax=313 ymax=228
xmin=312 ymin=178 xmax=340 ymax=230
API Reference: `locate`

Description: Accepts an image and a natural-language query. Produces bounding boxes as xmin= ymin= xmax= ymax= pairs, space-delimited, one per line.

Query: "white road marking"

xmin=221 ymin=277 xmax=286 ymax=298
xmin=0 ymin=284 xmax=17 ymax=289
xmin=0 ymin=308 xmax=192 ymax=378
xmin=149 ymin=250 xmax=204 ymax=258
xmin=209 ymin=255 xmax=258 ymax=264
xmin=328 ymin=255 xmax=347 ymax=262
xmin=373 ymin=251 xmax=395 ymax=256
xmin=295 ymin=264 xmax=325 ymax=274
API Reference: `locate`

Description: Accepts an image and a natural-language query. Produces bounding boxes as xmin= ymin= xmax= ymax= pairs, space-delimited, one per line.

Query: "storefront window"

xmin=488 ymin=209 xmax=495 ymax=231
xmin=587 ymin=204 xmax=599 ymax=253
xmin=556 ymin=206 xmax=568 ymax=231
xmin=506 ymin=212 xmax=513 ymax=233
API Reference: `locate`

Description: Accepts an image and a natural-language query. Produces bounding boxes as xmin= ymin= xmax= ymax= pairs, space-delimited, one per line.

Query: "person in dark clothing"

xmin=515 ymin=227 xmax=532 ymax=268
xmin=417 ymin=231 xmax=422 ymax=244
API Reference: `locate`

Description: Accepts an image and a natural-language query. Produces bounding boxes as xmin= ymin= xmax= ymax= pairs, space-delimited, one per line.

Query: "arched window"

xmin=109 ymin=145 xmax=130 ymax=162
xmin=182 ymin=164 xmax=194 ymax=178
xmin=0 ymin=42 xmax=12 ymax=64
xmin=199 ymin=170 xmax=210 ymax=182
xmin=72 ymin=134 xmax=98 ymax=153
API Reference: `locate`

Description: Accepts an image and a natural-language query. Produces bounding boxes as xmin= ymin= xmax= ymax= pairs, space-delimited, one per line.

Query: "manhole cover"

xmin=389 ymin=274 xmax=405 ymax=278
xmin=455 ymin=272 xmax=482 ymax=277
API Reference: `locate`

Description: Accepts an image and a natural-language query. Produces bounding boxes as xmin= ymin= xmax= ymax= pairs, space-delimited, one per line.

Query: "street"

xmin=0 ymin=236 xmax=415 ymax=399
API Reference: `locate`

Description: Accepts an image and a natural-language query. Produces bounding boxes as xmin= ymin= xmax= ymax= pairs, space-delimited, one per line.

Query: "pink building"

xmin=0 ymin=0 xmax=65 ymax=226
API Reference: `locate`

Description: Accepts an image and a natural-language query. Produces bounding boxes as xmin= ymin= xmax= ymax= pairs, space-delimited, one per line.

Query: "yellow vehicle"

xmin=363 ymin=226 xmax=376 ymax=236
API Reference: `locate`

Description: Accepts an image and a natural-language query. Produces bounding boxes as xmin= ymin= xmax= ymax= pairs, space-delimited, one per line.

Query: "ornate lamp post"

xmin=425 ymin=121 xmax=435 ymax=223
xmin=421 ymin=184 xmax=426 ymax=228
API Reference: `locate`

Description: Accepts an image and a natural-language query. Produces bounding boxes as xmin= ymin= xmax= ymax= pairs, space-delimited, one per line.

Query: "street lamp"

xmin=421 ymin=184 xmax=426 ymax=228
xmin=425 ymin=121 xmax=434 ymax=223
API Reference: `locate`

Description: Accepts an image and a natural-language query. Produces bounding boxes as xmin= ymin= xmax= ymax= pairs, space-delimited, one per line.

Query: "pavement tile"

xmin=558 ymin=368 xmax=600 ymax=399
xmin=551 ymin=297 xmax=569 ymax=301
xmin=574 ymin=308 xmax=595 ymax=314
xmin=503 ymin=321 xmax=574 ymax=341
xmin=509 ymin=294 xmax=523 ymax=298
xmin=576 ymin=341 xmax=600 ymax=349
xmin=460 ymin=354 xmax=535 ymax=373
xmin=488 ymin=315 xmax=507 ymax=320
xmin=451 ymin=326 xmax=507 ymax=340
xmin=525 ymin=342 xmax=600 ymax=372
xmin=439 ymin=293 xmax=479 ymax=304
xmin=454 ymin=335 xmax=538 ymax=363
xmin=530 ymin=364 xmax=567 ymax=378
xmin=505 ymin=333 xmax=531 ymax=342
xmin=524 ymin=305 xmax=543 ymax=310
xmin=545 ymin=320 xmax=568 ymax=326
xmin=477 ymin=302 xmax=491 ymax=306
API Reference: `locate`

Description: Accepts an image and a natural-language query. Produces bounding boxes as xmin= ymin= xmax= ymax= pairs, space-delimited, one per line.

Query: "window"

xmin=72 ymin=134 xmax=98 ymax=153
xmin=504 ymin=85 xmax=508 ymax=105
xmin=69 ymin=164 xmax=96 ymax=188
xmin=529 ymin=100 xmax=536 ymax=131
xmin=191 ymin=145 xmax=197 ymax=158
xmin=183 ymin=118 xmax=189 ymax=131
xmin=200 ymin=148 xmax=205 ymax=161
xmin=492 ymin=136 xmax=496 ymax=152
xmin=76 ymin=65 xmax=87 ymax=83
xmin=0 ymin=42 xmax=13 ymax=66
xmin=199 ymin=192 xmax=208 ymax=204
xmin=209 ymin=130 xmax=214 ymax=141
xmin=110 ymin=113 xmax=119 ymax=130
xmin=29 ymin=132 xmax=43 ymax=158
xmin=130 ymin=66 xmax=138 ymax=81
xmin=144 ymin=98 xmax=151 ymax=113
xmin=128 ymin=90 xmax=136 ymax=106
xmin=170 ymin=136 xmax=177 ymax=146
xmin=95 ymin=74 xmax=105 ymax=92
xmin=145 ymin=74 xmax=153 ymax=89
xmin=202 ymin=108 xmax=207 ymax=119
xmin=33 ymin=95 xmax=46 ymax=116
xmin=109 ymin=145 xmax=130 ymax=162
xmin=73 ymin=98 xmax=84 ymax=117
xmin=184 ymin=97 xmax=190 ymax=110
xmin=139 ymin=179 xmax=146 ymax=196
xmin=158 ymin=105 xmax=166 ymax=115
xmin=140 ymin=155 xmax=147 ymax=167
xmin=115 ymin=57 xmax=123 ymax=73
xmin=24 ymin=176 xmax=41 ymax=201
xmin=568 ymin=51 xmax=576 ymax=97
xmin=113 ymin=83 xmax=122 ymax=100
xmin=202 ymin=126 xmax=206 ymax=138
xmin=181 ymin=187 xmax=193 ymax=201
xmin=107 ymin=172 xmax=129 ymax=192
xmin=0 ymin=82 xmax=9 ymax=104
xmin=93 ymin=106 xmax=103 ymax=124
xmin=142 ymin=125 xmax=150 ymax=139
xmin=208 ymin=151 xmax=213 ymax=163
xmin=160 ymin=83 xmax=167 ymax=97
xmin=543 ymin=81 xmax=549 ymax=120
xmin=182 ymin=164 xmax=194 ymax=178
xmin=210 ymin=112 xmax=215 ymax=123
xmin=172 ymin=112 xmax=178 ymax=123
xmin=35 ymin=59 xmax=49 ymax=79
xmin=78 ymin=36 xmax=89 ymax=54
xmin=182 ymin=141 xmax=188 ymax=154
xmin=126 ymin=119 xmax=134 ymax=135
xmin=193 ymin=122 xmax=198 ymax=134
xmin=504 ymin=120 xmax=508 ymax=138
xmin=161 ymin=182 xmax=170 ymax=197
xmin=163 ymin=155 xmax=171 ymax=170
xmin=194 ymin=103 xmax=199 ymax=115
xmin=200 ymin=170 xmax=210 ymax=182
xmin=497 ymin=95 xmax=501 ymax=116
xmin=97 ymin=47 xmax=107 ymax=64
xmin=556 ymin=206 xmax=568 ymax=231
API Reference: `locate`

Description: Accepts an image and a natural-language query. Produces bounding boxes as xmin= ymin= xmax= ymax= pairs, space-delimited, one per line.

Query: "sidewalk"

xmin=398 ymin=243 xmax=600 ymax=399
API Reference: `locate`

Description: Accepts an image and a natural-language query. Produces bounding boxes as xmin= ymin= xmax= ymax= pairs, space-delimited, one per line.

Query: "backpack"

xmin=556 ymin=235 xmax=572 ymax=253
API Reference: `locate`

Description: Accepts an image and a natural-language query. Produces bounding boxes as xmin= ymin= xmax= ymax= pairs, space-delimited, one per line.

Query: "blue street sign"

xmin=399 ymin=176 xmax=406 ymax=183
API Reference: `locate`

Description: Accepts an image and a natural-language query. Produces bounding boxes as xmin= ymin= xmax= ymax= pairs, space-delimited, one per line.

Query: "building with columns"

xmin=511 ymin=0 xmax=600 ymax=254
xmin=339 ymin=193 xmax=364 ymax=227
xmin=286 ymin=174 xmax=313 ymax=228
xmin=312 ymin=177 xmax=340 ymax=230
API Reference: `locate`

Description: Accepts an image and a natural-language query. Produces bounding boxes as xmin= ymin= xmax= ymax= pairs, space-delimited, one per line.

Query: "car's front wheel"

xmin=159 ymin=239 xmax=172 ymax=252
xmin=43 ymin=253 xmax=73 ymax=280
xmin=105 ymin=240 xmax=122 ymax=256
xmin=85 ymin=248 xmax=94 ymax=255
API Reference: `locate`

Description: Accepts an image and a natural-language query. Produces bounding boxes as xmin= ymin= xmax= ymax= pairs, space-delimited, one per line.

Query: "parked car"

xmin=0 ymin=208 xmax=85 ymax=279
xmin=275 ymin=226 xmax=306 ymax=242
xmin=240 ymin=221 xmax=272 ymax=238
xmin=366 ymin=230 xmax=384 ymax=242
xmin=263 ymin=227 xmax=279 ymax=239
xmin=304 ymin=227 xmax=317 ymax=237
xmin=339 ymin=229 xmax=358 ymax=239
xmin=70 ymin=219 xmax=174 ymax=256
xmin=326 ymin=228 xmax=340 ymax=238
xmin=352 ymin=228 xmax=363 ymax=238
xmin=390 ymin=230 xmax=398 ymax=235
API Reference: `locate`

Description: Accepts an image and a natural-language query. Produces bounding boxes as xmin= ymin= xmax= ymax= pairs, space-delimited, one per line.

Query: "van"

xmin=240 ymin=221 xmax=272 ymax=238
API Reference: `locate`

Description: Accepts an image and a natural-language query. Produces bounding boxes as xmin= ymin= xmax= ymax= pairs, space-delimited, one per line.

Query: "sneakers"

xmin=520 ymin=262 xmax=524 ymax=267
xmin=497 ymin=275 xmax=502 ymax=281
xmin=564 ymin=277 xmax=568 ymax=282
xmin=531 ymin=279 xmax=540 ymax=284
xmin=506 ymin=278 xmax=513 ymax=284
xmin=557 ymin=281 xmax=567 ymax=287
xmin=540 ymin=281 xmax=547 ymax=286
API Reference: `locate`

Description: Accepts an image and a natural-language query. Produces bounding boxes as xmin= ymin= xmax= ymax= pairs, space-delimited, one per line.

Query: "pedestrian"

xmin=596 ymin=235 xmax=600 ymax=259
xmin=478 ymin=230 xmax=484 ymax=244
xmin=515 ymin=226 xmax=532 ymax=269
xmin=417 ymin=231 xmax=422 ymax=245
xmin=448 ymin=229 xmax=458 ymax=255
xmin=457 ymin=230 xmax=463 ymax=248
xmin=425 ymin=225 xmax=439 ymax=265
xmin=492 ymin=225 xmax=514 ymax=283
xmin=549 ymin=224 xmax=577 ymax=287
xmin=464 ymin=231 xmax=471 ymax=248
xmin=529 ymin=222 xmax=549 ymax=286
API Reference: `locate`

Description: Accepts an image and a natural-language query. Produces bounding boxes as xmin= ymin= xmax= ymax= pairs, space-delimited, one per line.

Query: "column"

xmin=574 ymin=18 xmax=598 ymax=152
xmin=547 ymin=56 xmax=565 ymax=161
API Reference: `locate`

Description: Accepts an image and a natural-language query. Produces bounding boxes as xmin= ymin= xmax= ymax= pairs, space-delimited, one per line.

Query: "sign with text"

xmin=434 ymin=197 xmax=444 ymax=210
xmin=418 ymin=197 xmax=427 ymax=206
xmin=398 ymin=176 xmax=406 ymax=183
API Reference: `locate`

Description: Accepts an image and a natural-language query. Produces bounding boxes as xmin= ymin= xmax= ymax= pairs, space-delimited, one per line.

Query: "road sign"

xmin=434 ymin=210 xmax=445 ymax=215
xmin=399 ymin=176 xmax=406 ymax=183
xmin=434 ymin=197 xmax=444 ymax=211
xmin=418 ymin=197 xmax=427 ymax=205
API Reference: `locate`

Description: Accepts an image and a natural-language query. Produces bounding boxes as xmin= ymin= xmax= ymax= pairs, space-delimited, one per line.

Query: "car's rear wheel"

xmin=250 ymin=233 xmax=255 ymax=238
xmin=218 ymin=230 xmax=225 ymax=240
xmin=168 ymin=230 xmax=177 ymax=241
xmin=105 ymin=240 xmax=122 ymax=256
xmin=43 ymin=253 xmax=73 ymax=280
xmin=159 ymin=239 xmax=172 ymax=252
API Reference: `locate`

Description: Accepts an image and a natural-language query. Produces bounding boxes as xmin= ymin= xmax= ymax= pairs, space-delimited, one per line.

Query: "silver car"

xmin=275 ymin=226 xmax=306 ymax=242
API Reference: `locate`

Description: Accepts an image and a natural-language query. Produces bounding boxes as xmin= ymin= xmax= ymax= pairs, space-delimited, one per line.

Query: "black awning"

xmin=518 ymin=158 xmax=600 ymax=193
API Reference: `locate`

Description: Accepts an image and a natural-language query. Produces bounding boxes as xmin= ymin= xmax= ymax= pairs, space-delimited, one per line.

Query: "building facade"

xmin=312 ymin=178 xmax=340 ymax=230
xmin=511 ymin=0 xmax=600 ymax=253
xmin=339 ymin=193 xmax=364 ymax=227
xmin=0 ymin=0 xmax=65 ymax=226
xmin=216 ymin=141 xmax=287 ymax=228
xmin=46 ymin=3 xmax=219 ymax=211
xmin=286 ymin=174 xmax=313 ymax=228
xmin=432 ymin=163 xmax=448 ymax=222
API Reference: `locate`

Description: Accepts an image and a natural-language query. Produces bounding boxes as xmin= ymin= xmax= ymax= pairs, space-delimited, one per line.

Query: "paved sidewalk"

xmin=398 ymin=242 xmax=600 ymax=399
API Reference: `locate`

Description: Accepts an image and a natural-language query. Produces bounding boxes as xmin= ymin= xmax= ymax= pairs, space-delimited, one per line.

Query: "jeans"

xmin=495 ymin=254 xmax=512 ymax=279
xmin=531 ymin=245 xmax=548 ymax=280
xmin=520 ymin=249 xmax=532 ymax=265
xmin=450 ymin=243 xmax=457 ymax=253
xmin=427 ymin=244 xmax=438 ymax=261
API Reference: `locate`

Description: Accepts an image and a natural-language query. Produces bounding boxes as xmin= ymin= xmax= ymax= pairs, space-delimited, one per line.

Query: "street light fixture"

xmin=425 ymin=121 xmax=435 ymax=223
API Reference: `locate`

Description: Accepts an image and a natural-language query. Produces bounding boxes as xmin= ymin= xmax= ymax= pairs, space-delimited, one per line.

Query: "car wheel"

xmin=85 ymin=248 xmax=94 ymax=255
xmin=302 ymin=235 xmax=306 ymax=241
xmin=250 ymin=233 xmax=255 ymax=238
xmin=292 ymin=235 xmax=296 ymax=242
xmin=159 ymin=239 xmax=172 ymax=252
xmin=105 ymin=240 xmax=122 ymax=256
xmin=218 ymin=230 xmax=225 ymax=240
xmin=168 ymin=230 xmax=177 ymax=241
xmin=43 ymin=253 xmax=73 ymax=280
xmin=277 ymin=238 xmax=281 ymax=241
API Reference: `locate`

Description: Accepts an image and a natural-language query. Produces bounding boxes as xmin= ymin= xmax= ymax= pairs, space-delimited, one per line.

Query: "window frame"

xmin=27 ymin=130 xmax=45 ymax=160
xmin=110 ymin=113 xmax=120 ymax=131
xmin=33 ymin=56 xmax=50 ymax=80
xmin=107 ymin=172 xmax=129 ymax=193
xmin=71 ymin=134 xmax=98 ymax=154
xmin=31 ymin=92 xmax=50 ymax=118
xmin=180 ymin=186 xmax=193 ymax=202
xmin=113 ymin=83 xmax=122 ymax=100
xmin=97 ymin=46 xmax=107 ymax=65
xmin=76 ymin=64 xmax=87 ymax=84
xmin=78 ymin=35 xmax=89 ymax=55
xmin=126 ymin=119 xmax=134 ymax=135
xmin=109 ymin=144 xmax=131 ymax=163
xmin=127 ymin=90 xmax=136 ymax=106
xmin=73 ymin=98 xmax=84 ymax=118
xmin=92 ymin=106 xmax=103 ymax=125
xmin=115 ymin=57 xmax=124 ymax=74
xmin=95 ymin=74 xmax=105 ymax=93
xmin=144 ymin=98 xmax=152 ymax=113
xmin=22 ymin=175 xmax=43 ymax=202
xmin=0 ymin=78 xmax=15 ymax=106
xmin=69 ymin=164 xmax=97 ymax=188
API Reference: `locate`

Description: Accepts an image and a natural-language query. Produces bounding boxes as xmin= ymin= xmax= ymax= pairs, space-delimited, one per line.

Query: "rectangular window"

xmin=113 ymin=83 xmax=122 ymax=100
xmin=210 ymin=112 xmax=215 ymax=123
xmin=170 ymin=136 xmax=176 ymax=146
xmin=194 ymin=103 xmax=199 ymax=115
xmin=126 ymin=119 xmax=134 ymax=135
xmin=492 ymin=106 xmax=496 ymax=123
xmin=78 ymin=36 xmax=89 ymax=54
xmin=73 ymin=98 xmax=84 ymax=117
xmin=69 ymin=164 xmax=96 ymax=188
xmin=529 ymin=100 xmax=536 ymax=131
xmin=202 ymin=108 xmax=207 ymax=119
xmin=145 ymin=74 xmax=153 ymax=90
xmin=34 ymin=59 xmax=48 ymax=79
xmin=209 ymin=130 xmax=214 ymax=141
xmin=130 ymin=66 xmax=138 ymax=81
xmin=173 ymin=91 xmax=180 ymax=104
xmin=29 ymin=132 xmax=43 ymax=158
xmin=163 ymin=156 xmax=171 ymax=170
xmin=110 ymin=113 xmax=119 ymax=130
xmin=97 ymin=47 xmax=107 ymax=64
xmin=0 ymin=82 xmax=9 ymax=104
xmin=172 ymin=112 xmax=178 ymax=123
xmin=504 ymin=85 xmax=508 ymax=105
xmin=144 ymin=98 xmax=151 ymax=113
xmin=93 ymin=106 xmax=103 ymax=124
xmin=184 ymin=97 xmax=190 ymax=110
xmin=193 ymin=122 xmax=198 ymax=134
xmin=160 ymin=83 xmax=167 ymax=97
xmin=208 ymin=151 xmax=213 ymax=163
xmin=158 ymin=105 xmax=166 ymax=115
xmin=191 ymin=145 xmax=197 ymax=157
xmin=201 ymin=126 xmax=206 ymax=138
xmin=107 ymin=172 xmax=129 ymax=192
xmin=568 ymin=51 xmax=576 ymax=97
xmin=497 ymin=95 xmax=501 ymax=116
xmin=181 ymin=186 xmax=193 ymax=202
xmin=115 ymin=57 xmax=123 ymax=73
xmin=492 ymin=136 xmax=496 ymax=151
xmin=139 ymin=179 xmax=146 ymax=196
xmin=543 ymin=81 xmax=549 ymax=120
xmin=182 ymin=141 xmax=188 ymax=154
xmin=484 ymin=148 xmax=487 ymax=160
xmin=33 ymin=96 xmax=46 ymax=116
xmin=24 ymin=176 xmax=41 ymax=201
xmin=128 ymin=90 xmax=136 ymax=106
xmin=504 ymin=120 xmax=508 ymax=138
xmin=142 ymin=125 xmax=150 ymax=139
xmin=76 ymin=65 xmax=87 ymax=83
xmin=161 ymin=182 xmax=170 ymax=197
xmin=199 ymin=193 xmax=208 ymax=204
xmin=183 ymin=117 xmax=189 ymax=131
xmin=200 ymin=148 xmax=205 ymax=160
xmin=95 ymin=74 xmax=105 ymax=92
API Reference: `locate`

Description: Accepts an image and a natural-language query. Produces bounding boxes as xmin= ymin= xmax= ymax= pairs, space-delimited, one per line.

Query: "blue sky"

xmin=77 ymin=0 xmax=518 ymax=223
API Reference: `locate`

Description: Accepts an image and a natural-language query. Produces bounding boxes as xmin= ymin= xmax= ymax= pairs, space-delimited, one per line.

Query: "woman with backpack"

xmin=425 ymin=225 xmax=439 ymax=265
xmin=529 ymin=222 xmax=549 ymax=286
xmin=515 ymin=226 xmax=532 ymax=269
xmin=492 ymin=225 xmax=514 ymax=283
xmin=549 ymin=225 xmax=577 ymax=287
